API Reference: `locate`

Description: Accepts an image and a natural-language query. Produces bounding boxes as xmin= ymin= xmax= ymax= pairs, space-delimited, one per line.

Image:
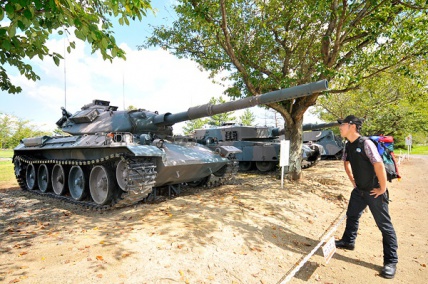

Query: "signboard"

xmin=280 ymin=140 xmax=290 ymax=189
xmin=405 ymin=134 xmax=412 ymax=146
xmin=322 ymin=236 xmax=336 ymax=264
xmin=280 ymin=140 xmax=290 ymax=167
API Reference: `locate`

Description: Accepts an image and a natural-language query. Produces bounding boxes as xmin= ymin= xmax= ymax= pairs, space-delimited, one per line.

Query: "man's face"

xmin=339 ymin=123 xmax=352 ymax=138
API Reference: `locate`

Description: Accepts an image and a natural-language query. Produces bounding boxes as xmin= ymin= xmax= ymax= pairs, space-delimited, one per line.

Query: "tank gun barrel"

xmin=302 ymin=122 xmax=340 ymax=131
xmin=154 ymin=80 xmax=328 ymax=126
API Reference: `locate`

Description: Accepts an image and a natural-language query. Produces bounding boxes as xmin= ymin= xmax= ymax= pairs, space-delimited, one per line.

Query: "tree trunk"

xmin=282 ymin=118 xmax=304 ymax=181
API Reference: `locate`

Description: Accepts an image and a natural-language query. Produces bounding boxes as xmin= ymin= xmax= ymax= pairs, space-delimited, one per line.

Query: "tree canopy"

xmin=315 ymin=62 xmax=428 ymax=144
xmin=1 ymin=0 xmax=152 ymax=94
xmin=239 ymin=109 xmax=255 ymax=126
xmin=143 ymin=0 xmax=428 ymax=179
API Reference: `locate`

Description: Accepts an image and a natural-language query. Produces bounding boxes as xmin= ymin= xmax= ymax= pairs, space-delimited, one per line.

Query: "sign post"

xmin=405 ymin=134 xmax=412 ymax=159
xmin=280 ymin=140 xmax=290 ymax=189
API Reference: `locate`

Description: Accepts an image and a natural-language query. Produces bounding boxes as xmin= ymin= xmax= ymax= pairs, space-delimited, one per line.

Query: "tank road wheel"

xmin=255 ymin=161 xmax=276 ymax=172
xmin=52 ymin=164 xmax=67 ymax=195
xmin=187 ymin=176 xmax=210 ymax=187
xmin=26 ymin=163 xmax=37 ymax=190
xmin=89 ymin=165 xmax=115 ymax=205
xmin=68 ymin=166 xmax=88 ymax=201
xmin=37 ymin=164 xmax=51 ymax=193
xmin=238 ymin=161 xmax=253 ymax=172
xmin=115 ymin=159 xmax=128 ymax=191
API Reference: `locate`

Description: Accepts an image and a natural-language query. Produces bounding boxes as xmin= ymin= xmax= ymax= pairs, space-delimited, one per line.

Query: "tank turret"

xmin=58 ymin=80 xmax=328 ymax=136
xmin=13 ymin=80 xmax=328 ymax=209
xmin=302 ymin=121 xmax=344 ymax=159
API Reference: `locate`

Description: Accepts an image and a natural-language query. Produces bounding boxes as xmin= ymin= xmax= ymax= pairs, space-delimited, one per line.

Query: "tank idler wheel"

xmin=213 ymin=165 xmax=228 ymax=177
xmin=89 ymin=165 xmax=115 ymax=205
xmin=116 ymin=159 xmax=128 ymax=191
xmin=14 ymin=158 xmax=23 ymax=177
xmin=238 ymin=161 xmax=253 ymax=172
xmin=37 ymin=164 xmax=51 ymax=193
xmin=26 ymin=163 xmax=37 ymax=190
xmin=255 ymin=161 xmax=276 ymax=172
xmin=68 ymin=166 xmax=88 ymax=201
xmin=52 ymin=164 xmax=67 ymax=195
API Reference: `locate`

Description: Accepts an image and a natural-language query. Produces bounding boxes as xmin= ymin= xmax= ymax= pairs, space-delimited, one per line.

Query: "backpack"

xmin=362 ymin=135 xmax=401 ymax=182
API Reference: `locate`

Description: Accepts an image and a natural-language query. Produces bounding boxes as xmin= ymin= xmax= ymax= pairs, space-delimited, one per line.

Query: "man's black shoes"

xmin=381 ymin=263 xmax=397 ymax=279
xmin=335 ymin=239 xmax=355 ymax=250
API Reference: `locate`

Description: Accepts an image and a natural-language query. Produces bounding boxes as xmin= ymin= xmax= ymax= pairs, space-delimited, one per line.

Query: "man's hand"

xmin=370 ymin=187 xmax=386 ymax=198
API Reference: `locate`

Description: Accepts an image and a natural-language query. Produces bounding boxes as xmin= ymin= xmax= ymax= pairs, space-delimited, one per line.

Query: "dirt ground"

xmin=0 ymin=156 xmax=427 ymax=284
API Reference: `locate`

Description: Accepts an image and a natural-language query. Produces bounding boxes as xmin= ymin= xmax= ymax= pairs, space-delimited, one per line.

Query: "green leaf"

xmin=8 ymin=24 xmax=16 ymax=37
xmin=53 ymin=56 xmax=60 ymax=66
xmin=101 ymin=38 xmax=108 ymax=49
xmin=1 ymin=40 xmax=11 ymax=51
xmin=23 ymin=9 xmax=32 ymax=20
xmin=74 ymin=29 xmax=85 ymax=40
xmin=5 ymin=3 xmax=14 ymax=16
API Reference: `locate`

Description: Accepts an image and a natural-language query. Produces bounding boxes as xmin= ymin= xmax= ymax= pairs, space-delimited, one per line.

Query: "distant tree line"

xmin=0 ymin=113 xmax=52 ymax=149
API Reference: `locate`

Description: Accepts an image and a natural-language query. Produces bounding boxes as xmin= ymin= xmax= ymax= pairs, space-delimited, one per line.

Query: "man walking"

xmin=335 ymin=115 xmax=398 ymax=279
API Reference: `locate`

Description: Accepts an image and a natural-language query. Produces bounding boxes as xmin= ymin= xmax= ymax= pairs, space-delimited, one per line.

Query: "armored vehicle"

xmin=193 ymin=123 xmax=325 ymax=172
xmin=13 ymin=80 xmax=328 ymax=209
xmin=302 ymin=122 xmax=344 ymax=159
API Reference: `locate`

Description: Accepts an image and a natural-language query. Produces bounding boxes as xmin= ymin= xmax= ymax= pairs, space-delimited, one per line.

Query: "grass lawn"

xmin=410 ymin=145 xmax=428 ymax=155
xmin=0 ymin=149 xmax=13 ymax=158
xmin=0 ymin=160 xmax=17 ymax=189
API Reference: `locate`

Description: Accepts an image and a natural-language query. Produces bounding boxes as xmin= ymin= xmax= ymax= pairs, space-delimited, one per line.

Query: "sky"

xmin=0 ymin=0 xmax=321 ymax=135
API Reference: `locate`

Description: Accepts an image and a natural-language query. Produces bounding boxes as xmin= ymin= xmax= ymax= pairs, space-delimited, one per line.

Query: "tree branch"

xmin=218 ymin=0 xmax=258 ymax=95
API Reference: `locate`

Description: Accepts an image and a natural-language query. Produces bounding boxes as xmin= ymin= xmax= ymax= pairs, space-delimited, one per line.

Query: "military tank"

xmin=302 ymin=122 xmax=344 ymax=159
xmin=13 ymin=80 xmax=328 ymax=209
xmin=192 ymin=123 xmax=326 ymax=172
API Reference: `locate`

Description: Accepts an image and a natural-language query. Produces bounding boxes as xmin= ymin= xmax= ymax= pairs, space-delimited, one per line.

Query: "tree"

xmin=239 ymin=109 xmax=255 ymax=126
xmin=0 ymin=113 xmax=52 ymax=148
xmin=207 ymin=96 xmax=236 ymax=126
xmin=1 ymin=0 xmax=152 ymax=94
xmin=0 ymin=113 xmax=13 ymax=148
xmin=182 ymin=118 xmax=208 ymax=135
xmin=143 ymin=0 xmax=428 ymax=180
xmin=315 ymin=64 xmax=428 ymax=143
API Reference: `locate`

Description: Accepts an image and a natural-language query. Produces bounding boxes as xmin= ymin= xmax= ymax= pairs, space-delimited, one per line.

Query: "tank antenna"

xmin=122 ymin=73 xmax=125 ymax=110
xmin=63 ymin=27 xmax=67 ymax=109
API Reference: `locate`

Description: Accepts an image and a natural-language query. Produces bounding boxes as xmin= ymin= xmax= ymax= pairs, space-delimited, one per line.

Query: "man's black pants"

xmin=341 ymin=187 xmax=398 ymax=264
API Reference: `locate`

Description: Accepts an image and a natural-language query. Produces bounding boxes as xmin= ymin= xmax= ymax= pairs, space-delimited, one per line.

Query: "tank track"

xmin=14 ymin=154 xmax=156 ymax=210
xmin=203 ymin=156 xmax=239 ymax=187
xmin=301 ymin=157 xmax=321 ymax=169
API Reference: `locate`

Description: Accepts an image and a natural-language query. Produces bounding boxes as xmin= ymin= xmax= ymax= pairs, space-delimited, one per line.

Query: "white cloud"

xmin=1 ymin=32 xmax=320 ymax=135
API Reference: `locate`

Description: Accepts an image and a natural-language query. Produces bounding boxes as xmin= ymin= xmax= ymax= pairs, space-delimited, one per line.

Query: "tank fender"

xmin=126 ymin=145 xmax=165 ymax=158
